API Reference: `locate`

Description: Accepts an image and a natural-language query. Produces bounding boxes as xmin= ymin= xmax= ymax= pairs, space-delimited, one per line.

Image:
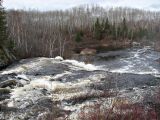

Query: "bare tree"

xmin=6 ymin=5 xmax=160 ymax=58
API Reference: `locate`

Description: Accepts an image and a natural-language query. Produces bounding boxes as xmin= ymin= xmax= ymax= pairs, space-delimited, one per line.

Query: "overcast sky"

xmin=3 ymin=0 xmax=160 ymax=11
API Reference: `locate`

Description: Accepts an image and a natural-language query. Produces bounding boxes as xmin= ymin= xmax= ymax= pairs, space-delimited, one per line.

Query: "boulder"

xmin=0 ymin=80 xmax=18 ymax=88
xmin=80 ymin=48 xmax=97 ymax=55
xmin=132 ymin=42 xmax=141 ymax=47
xmin=0 ymin=88 xmax=11 ymax=94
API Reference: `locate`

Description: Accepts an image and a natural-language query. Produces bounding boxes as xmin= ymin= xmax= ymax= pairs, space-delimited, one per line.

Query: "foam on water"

xmin=1 ymin=67 xmax=25 ymax=75
xmin=52 ymin=71 xmax=72 ymax=79
xmin=1 ymin=58 xmax=46 ymax=75
xmin=8 ymin=78 xmax=52 ymax=108
xmin=99 ymin=47 xmax=160 ymax=75
xmin=110 ymin=63 xmax=159 ymax=75
xmin=54 ymin=56 xmax=64 ymax=61
xmin=2 ymin=50 xmax=160 ymax=119
xmin=16 ymin=74 xmax=30 ymax=81
xmin=64 ymin=59 xmax=97 ymax=71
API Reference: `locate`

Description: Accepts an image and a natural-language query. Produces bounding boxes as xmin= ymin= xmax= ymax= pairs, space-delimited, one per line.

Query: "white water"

xmin=98 ymin=47 xmax=160 ymax=75
xmin=4 ymin=58 xmax=99 ymax=109
xmin=4 ymin=47 xmax=160 ymax=108
xmin=1 ymin=47 xmax=160 ymax=119
xmin=64 ymin=59 xmax=97 ymax=71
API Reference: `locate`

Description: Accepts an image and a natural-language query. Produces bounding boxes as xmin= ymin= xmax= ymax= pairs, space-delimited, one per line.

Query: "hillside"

xmin=6 ymin=6 xmax=160 ymax=59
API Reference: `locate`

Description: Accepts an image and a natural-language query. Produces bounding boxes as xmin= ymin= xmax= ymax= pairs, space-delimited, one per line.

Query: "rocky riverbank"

xmin=0 ymin=47 xmax=160 ymax=120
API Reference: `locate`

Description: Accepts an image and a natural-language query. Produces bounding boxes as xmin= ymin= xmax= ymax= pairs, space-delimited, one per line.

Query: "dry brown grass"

xmin=78 ymin=99 xmax=158 ymax=120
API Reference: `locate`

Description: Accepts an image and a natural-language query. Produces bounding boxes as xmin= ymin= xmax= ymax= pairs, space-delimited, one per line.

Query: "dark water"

xmin=0 ymin=46 xmax=160 ymax=119
xmin=95 ymin=46 xmax=160 ymax=76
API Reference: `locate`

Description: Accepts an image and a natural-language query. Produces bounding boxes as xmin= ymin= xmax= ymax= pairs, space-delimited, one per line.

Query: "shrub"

xmin=78 ymin=102 xmax=157 ymax=120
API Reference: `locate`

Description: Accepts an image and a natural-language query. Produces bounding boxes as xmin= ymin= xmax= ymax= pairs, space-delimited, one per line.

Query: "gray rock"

xmin=80 ymin=48 xmax=97 ymax=55
xmin=0 ymin=80 xmax=18 ymax=88
xmin=0 ymin=88 xmax=11 ymax=94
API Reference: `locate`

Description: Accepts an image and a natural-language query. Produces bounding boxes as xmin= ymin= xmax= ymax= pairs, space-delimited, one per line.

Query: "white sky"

xmin=3 ymin=0 xmax=160 ymax=11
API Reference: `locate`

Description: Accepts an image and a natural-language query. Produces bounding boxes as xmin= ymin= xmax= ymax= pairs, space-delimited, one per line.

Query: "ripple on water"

xmin=97 ymin=47 xmax=160 ymax=75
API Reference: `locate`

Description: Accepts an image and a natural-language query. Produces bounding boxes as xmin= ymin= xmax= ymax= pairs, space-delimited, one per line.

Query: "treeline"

xmin=93 ymin=17 xmax=155 ymax=41
xmin=0 ymin=5 xmax=14 ymax=51
xmin=6 ymin=5 xmax=160 ymax=58
xmin=0 ymin=1 xmax=14 ymax=65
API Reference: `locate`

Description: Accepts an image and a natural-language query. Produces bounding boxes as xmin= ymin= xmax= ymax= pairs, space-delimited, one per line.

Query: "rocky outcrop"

xmin=0 ymin=80 xmax=19 ymax=88
xmin=0 ymin=88 xmax=11 ymax=94
xmin=80 ymin=48 xmax=97 ymax=55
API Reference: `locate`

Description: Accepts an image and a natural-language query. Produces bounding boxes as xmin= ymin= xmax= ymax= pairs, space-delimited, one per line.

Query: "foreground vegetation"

xmin=78 ymin=88 xmax=160 ymax=120
xmin=78 ymin=102 xmax=158 ymax=120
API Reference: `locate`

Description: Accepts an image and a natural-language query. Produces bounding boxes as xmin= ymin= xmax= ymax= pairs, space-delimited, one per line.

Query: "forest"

xmin=1 ymin=2 xmax=160 ymax=120
xmin=5 ymin=5 xmax=160 ymax=58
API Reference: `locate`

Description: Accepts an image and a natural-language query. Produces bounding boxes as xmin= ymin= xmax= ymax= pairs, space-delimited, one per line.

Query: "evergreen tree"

xmin=122 ymin=18 xmax=128 ymax=38
xmin=128 ymin=29 xmax=133 ymax=40
xmin=0 ymin=1 xmax=8 ymax=48
xmin=94 ymin=18 xmax=102 ymax=40
xmin=101 ymin=19 xmax=105 ymax=31
xmin=101 ymin=19 xmax=106 ymax=39
xmin=117 ymin=25 xmax=122 ymax=38
xmin=0 ymin=1 xmax=15 ymax=61
xmin=111 ymin=22 xmax=116 ymax=40
xmin=137 ymin=27 xmax=146 ymax=39
xmin=75 ymin=31 xmax=83 ymax=43
xmin=104 ymin=18 xmax=110 ymax=35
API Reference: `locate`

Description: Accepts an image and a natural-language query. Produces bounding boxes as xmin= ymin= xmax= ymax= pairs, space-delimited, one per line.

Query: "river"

xmin=96 ymin=46 xmax=160 ymax=75
xmin=0 ymin=46 xmax=160 ymax=119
